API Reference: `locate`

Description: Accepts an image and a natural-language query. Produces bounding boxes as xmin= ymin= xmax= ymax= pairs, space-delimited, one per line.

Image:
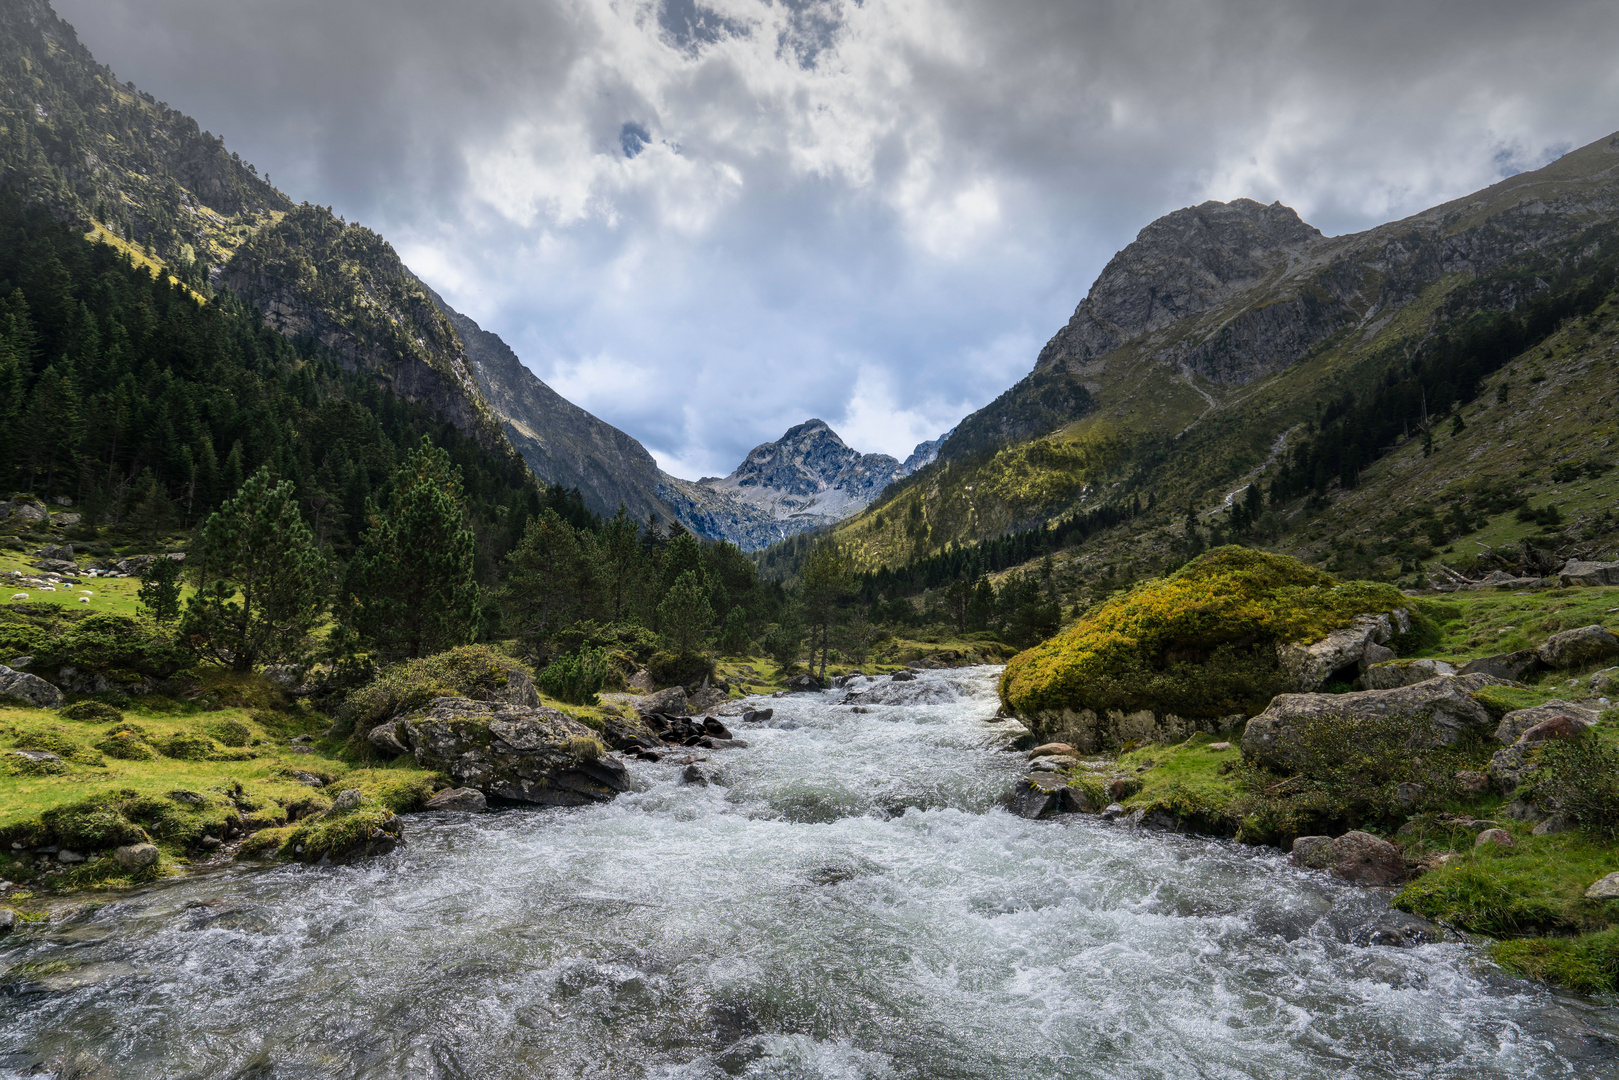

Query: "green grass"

xmin=1394 ymin=830 xmax=1619 ymax=937
xmin=0 ymin=546 xmax=193 ymax=621
xmin=0 ymin=692 xmax=441 ymax=891
xmin=1491 ymin=928 xmax=1619 ymax=994
xmin=1414 ymin=587 xmax=1619 ymax=663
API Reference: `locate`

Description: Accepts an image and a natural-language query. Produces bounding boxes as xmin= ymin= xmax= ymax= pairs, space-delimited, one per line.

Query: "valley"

xmin=1 ymin=0 xmax=1619 ymax=1074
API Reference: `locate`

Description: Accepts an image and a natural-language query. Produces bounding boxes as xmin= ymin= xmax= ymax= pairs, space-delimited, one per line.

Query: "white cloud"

xmin=53 ymin=0 xmax=1619 ymax=477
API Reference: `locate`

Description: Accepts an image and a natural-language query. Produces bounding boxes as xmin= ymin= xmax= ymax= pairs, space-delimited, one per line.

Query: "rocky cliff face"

xmin=218 ymin=208 xmax=510 ymax=454
xmin=1035 ymin=199 xmax=1325 ymax=371
xmin=430 ymin=289 xmax=684 ymax=523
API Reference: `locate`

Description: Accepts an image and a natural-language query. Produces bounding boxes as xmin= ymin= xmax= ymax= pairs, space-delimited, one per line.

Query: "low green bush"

xmin=204 ymin=719 xmax=252 ymax=748
xmin=537 ymin=647 xmax=609 ymax=706
xmin=93 ymin=728 xmax=154 ymax=760
xmin=33 ymin=614 xmax=188 ymax=677
xmin=1523 ymin=732 xmax=1619 ymax=837
xmin=61 ymin=701 xmax=124 ymax=724
xmin=154 ymin=732 xmax=217 ymax=761
xmin=343 ymin=645 xmax=535 ymax=732
xmin=649 ymin=650 xmax=714 ymax=688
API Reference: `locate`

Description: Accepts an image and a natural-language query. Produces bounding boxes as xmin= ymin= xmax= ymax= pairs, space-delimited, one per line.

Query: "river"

xmin=2 ymin=666 xmax=1615 ymax=1078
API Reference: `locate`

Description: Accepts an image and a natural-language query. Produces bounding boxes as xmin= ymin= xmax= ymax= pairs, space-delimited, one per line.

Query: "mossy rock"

xmin=238 ymin=802 xmax=401 ymax=864
xmin=342 ymin=645 xmax=538 ymax=733
xmin=999 ymin=546 xmax=1416 ymax=726
xmin=94 ymin=729 xmax=155 ymax=761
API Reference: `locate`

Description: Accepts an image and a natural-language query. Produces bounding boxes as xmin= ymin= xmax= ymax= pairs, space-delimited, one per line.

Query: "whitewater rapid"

xmin=1 ymin=667 xmax=1614 ymax=1078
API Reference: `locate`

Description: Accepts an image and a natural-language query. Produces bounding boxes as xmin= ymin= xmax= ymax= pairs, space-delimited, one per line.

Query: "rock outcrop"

xmin=1241 ymin=674 xmax=1500 ymax=774
xmin=374 ymin=698 xmax=629 ymax=806
xmin=0 ymin=665 xmax=63 ymax=708
xmin=1276 ymin=610 xmax=1410 ymax=691
xmin=1536 ymin=624 xmax=1619 ymax=669
xmin=1558 ymin=559 xmax=1619 ymax=587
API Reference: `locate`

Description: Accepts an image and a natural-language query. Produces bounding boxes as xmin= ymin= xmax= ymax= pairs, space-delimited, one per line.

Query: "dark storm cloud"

xmin=51 ymin=0 xmax=1619 ymax=476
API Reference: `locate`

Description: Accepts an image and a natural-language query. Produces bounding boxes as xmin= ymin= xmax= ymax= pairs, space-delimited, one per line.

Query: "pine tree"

xmin=346 ymin=436 xmax=480 ymax=658
xmin=25 ymin=362 xmax=82 ymax=496
xmin=658 ymin=570 xmax=714 ymax=656
xmin=181 ymin=467 xmax=328 ymax=670
xmin=502 ymin=507 xmax=589 ymax=644
xmin=137 ymin=555 xmax=183 ymax=626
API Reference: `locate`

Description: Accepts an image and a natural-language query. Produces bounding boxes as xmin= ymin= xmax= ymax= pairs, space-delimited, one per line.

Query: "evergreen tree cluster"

xmin=0 ymin=193 xmax=538 ymax=559
xmin=1269 ymin=237 xmax=1619 ymax=502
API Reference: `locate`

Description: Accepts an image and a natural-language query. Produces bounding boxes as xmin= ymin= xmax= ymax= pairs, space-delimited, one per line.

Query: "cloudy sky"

xmin=54 ymin=0 xmax=1619 ymax=478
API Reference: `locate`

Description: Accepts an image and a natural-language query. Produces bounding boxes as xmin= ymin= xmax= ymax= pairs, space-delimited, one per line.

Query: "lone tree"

xmin=136 ymin=555 xmax=183 ymax=626
xmin=181 ymin=467 xmax=328 ymax=670
xmin=346 ymin=436 xmax=480 ymax=658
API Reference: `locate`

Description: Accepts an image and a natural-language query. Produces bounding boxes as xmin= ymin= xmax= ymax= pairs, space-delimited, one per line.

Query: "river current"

xmin=2 ymin=666 xmax=1616 ymax=1078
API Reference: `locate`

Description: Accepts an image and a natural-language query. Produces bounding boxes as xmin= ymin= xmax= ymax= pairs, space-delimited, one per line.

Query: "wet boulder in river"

xmin=394 ymin=697 xmax=629 ymax=807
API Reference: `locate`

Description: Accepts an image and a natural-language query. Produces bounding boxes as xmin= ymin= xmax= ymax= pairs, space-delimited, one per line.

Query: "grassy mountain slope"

xmin=804 ymin=132 xmax=1619 ymax=598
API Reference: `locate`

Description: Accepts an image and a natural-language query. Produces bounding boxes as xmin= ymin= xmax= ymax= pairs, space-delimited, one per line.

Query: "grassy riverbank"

xmin=1036 ymin=567 xmax=1619 ymax=993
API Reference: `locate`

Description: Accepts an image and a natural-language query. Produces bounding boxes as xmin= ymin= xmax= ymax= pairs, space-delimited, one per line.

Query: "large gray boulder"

xmin=1361 ymin=658 xmax=1455 ymax=690
xmin=0 ymin=664 xmax=64 ymax=708
xmin=1537 ymin=625 xmax=1619 ymax=670
xmin=1276 ymin=610 xmax=1409 ymax=691
xmin=1241 ymin=674 xmax=1499 ymax=773
xmin=1494 ymin=700 xmax=1602 ymax=745
xmin=634 ymin=686 xmax=688 ymax=716
xmin=394 ymin=698 xmax=629 ymax=806
xmin=1558 ymin=559 xmax=1619 ymax=587
xmin=1456 ymin=649 xmax=1542 ymax=682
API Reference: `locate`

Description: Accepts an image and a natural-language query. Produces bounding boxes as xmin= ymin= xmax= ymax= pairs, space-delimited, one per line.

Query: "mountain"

xmin=0 ymin=0 xmax=519 ymax=466
xmin=424 ymin=288 xmax=685 ymax=524
xmin=653 ymin=421 xmax=948 ymax=550
xmin=809 ymin=131 xmax=1619 ymax=589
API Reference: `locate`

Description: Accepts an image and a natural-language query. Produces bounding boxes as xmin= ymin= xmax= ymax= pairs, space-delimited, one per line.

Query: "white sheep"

xmin=9 ymin=593 xmax=25 ymax=600
xmin=39 ymin=586 xmax=55 ymax=592
xmin=78 ymin=596 xmax=89 ymax=603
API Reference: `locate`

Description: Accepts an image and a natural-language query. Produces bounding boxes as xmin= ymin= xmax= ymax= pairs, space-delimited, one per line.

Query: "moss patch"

xmin=1000 ymin=547 xmax=1417 ymax=720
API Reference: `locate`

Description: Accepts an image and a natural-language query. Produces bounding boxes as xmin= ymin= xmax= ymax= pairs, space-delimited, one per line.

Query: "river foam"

xmin=2 ymin=667 xmax=1615 ymax=1078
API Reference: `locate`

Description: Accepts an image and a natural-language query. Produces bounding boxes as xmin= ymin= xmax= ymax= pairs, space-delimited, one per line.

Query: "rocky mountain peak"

xmin=726 ymin=419 xmax=888 ymax=496
xmin=1035 ymin=198 xmax=1323 ymax=371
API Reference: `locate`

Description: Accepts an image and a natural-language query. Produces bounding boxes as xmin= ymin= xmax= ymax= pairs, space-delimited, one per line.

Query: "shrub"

xmin=1523 ymin=732 xmax=1619 ymax=837
xmin=154 ymin=732 xmax=217 ymax=760
xmin=649 ymin=650 xmax=715 ymax=689
xmin=537 ymin=647 xmax=610 ymax=706
xmin=204 ymin=719 xmax=252 ymax=748
xmin=342 ymin=645 xmax=535 ymax=732
xmin=61 ymin=701 xmax=124 ymax=724
xmin=999 ymin=546 xmax=1419 ymax=720
xmin=35 ymin=614 xmax=189 ymax=677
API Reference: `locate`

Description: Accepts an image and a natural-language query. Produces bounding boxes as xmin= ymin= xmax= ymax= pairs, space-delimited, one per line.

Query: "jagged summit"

xmin=1035 ymin=198 xmax=1324 ymax=372
xmin=723 ymin=419 xmax=900 ymax=498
